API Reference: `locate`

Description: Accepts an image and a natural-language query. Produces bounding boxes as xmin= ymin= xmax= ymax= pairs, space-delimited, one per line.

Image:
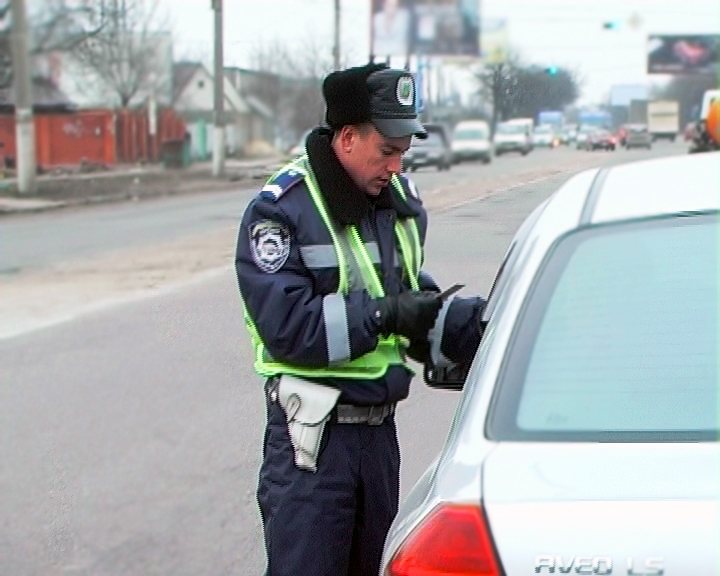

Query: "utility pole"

xmin=332 ymin=0 xmax=341 ymax=70
xmin=10 ymin=0 xmax=35 ymax=194
xmin=212 ymin=0 xmax=225 ymax=177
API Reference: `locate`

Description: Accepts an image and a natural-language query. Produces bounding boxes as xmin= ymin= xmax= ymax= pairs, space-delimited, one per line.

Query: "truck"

xmin=628 ymin=99 xmax=649 ymax=124
xmin=537 ymin=110 xmax=564 ymax=131
xmin=689 ymin=89 xmax=720 ymax=153
xmin=647 ymin=100 xmax=680 ymax=141
xmin=578 ymin=110 xmax=612 ymax=130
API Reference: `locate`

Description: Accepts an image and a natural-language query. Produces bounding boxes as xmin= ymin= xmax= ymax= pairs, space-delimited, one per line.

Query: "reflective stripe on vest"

xmin=244 ymin=157 xmax=424 ymax=379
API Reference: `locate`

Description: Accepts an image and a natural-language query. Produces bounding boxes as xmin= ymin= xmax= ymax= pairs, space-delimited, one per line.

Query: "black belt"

xmin=332 ymin=403 xmax=396 ymax=425
xmin=265 ymin=378 xmax=395 ymax=426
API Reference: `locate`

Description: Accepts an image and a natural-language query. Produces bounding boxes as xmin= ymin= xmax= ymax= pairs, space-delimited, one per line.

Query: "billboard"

xmin=647 ymin=34 xmax=719 ymax=74
xmin=372 ymin=0 xmax=480 ymax=59
xmin=480 ymin=18 xmax=508 ymax=64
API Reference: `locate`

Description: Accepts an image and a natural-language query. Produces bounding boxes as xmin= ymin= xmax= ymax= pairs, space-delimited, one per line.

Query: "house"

xmin=33 ymin=32 xmax=174 ymax=109
xmin=173 ymin=61 xmax=273 ymax=159
xmin=0 ymin=76 xmax=75 ymax=114
xmin=224 ymin=67 xmax=276 ymax=144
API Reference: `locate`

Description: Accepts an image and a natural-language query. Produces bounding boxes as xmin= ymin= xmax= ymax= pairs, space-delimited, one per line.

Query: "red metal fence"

xmin=0 ymin=108 xmax=186 ymax=170
xmin=115 ymin=108 xmax=186 ymax=164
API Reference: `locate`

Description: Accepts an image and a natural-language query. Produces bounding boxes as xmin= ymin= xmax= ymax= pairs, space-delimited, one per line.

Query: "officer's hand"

xmin=375 ymin=291 xmax=442 ymax=342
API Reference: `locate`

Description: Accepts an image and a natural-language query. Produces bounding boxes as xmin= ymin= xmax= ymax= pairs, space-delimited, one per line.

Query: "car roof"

xmin=454 ymin=120 xmax=488 ymax=129
xmin=590 ymin=152 xmax=720 ymax=223
xmin=530 ymin=152 xmax=720 ymax=243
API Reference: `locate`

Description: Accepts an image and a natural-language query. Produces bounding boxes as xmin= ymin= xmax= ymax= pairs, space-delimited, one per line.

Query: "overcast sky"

xmin=161 ymin=0 xmax=720 ymax=105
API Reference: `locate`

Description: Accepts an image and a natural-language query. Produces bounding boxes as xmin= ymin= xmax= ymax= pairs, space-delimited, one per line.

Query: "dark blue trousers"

xmin=257 ymin=398 xmax=400 ymax=576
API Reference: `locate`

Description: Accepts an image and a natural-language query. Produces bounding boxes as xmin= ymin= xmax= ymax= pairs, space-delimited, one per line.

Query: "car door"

xmin=424 ymin=198 xmax=549 ymax=391
xmin=481 ymin=198 xmax=549 ymax=326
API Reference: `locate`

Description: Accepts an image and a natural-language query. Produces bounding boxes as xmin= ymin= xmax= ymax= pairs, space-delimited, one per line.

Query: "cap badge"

xmin=396 ymin=76 xmax=414 ymax=107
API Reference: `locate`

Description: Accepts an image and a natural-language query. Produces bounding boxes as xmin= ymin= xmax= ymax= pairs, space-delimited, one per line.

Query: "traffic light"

xmin=545 ymin=66 xmax=559 ymax=76
xmin=603 ymin=21 xmax=620 ymax=30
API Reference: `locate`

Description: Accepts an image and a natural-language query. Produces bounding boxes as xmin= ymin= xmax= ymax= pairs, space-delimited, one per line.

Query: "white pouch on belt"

xmin=277 ymin=375 xmax=341 ymax=473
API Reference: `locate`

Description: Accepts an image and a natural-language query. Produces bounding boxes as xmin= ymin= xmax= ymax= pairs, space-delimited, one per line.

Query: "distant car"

xmin=560 ymin=124 xmax=578 ymax=145
xmin=585 ymin=129 xmax=617 ymax=151
xmin=684 ymin=121 xmax=699 ymax=142
xmin=381 ymin=151 xmax=720 ymax=576
xmin=575 ymin=125 xmax=597 ymax=149
xmin=532 ymin=124 xmax=558 ymax=148
xmin=625 ymin=124 xmax=653 ymax=150
xmin=403 ymin=127 xmax=452 ymax=172
xmin=493 ymin=121 xmax=533 ymax=156
xmin=617 ymin=125 xmax=629 ymax=146
xmin=451 ymin=120 xmax=492 ymax=164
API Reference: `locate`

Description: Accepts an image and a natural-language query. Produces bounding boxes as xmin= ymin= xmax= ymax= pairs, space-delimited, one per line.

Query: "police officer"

xmin=235 ymin=63 xmax=486 ymax=576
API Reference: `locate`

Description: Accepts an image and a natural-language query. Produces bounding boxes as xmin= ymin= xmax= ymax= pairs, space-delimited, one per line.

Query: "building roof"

xmin=0 ymin=77 xmax=75 ymax=112
xmin=173 ymin=61 xmax=203 ymax=102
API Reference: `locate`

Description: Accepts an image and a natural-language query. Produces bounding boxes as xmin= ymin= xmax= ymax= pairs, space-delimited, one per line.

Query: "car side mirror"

xmin=423 ymin=362 xmax=468 ymax=391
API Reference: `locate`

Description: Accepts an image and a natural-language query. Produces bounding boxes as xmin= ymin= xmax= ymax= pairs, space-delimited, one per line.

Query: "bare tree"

xmin=475 ymin=57 xmax=519 ymax=136
xmin=248 ymin=37 xmax=358 ymax=139
xmin=475 ymin=54 xmax=581 ymax=134
xmin=70 ymin=0 xmax=168 ymax=107
xmin=30 ymin=0 xmax=105 ymax=55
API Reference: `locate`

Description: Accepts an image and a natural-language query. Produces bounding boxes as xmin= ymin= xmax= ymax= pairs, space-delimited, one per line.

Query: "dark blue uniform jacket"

xmin=235 ymin=128 xmax=484 ymax=405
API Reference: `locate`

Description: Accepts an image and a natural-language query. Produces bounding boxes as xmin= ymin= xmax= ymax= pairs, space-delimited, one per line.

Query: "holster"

xmin=276 ymin=375 xmax=341 ymax=473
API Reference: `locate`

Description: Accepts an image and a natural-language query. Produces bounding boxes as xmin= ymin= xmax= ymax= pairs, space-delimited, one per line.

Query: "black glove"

xmin=407 ymin=339 xmax=431 ymax=364
xmin=375 ymin=291 xmax=442 ymax=342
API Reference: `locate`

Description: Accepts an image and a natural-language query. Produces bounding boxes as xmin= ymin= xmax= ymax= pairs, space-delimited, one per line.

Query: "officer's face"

xmin=336 ymin=125 xmax=411 ymax=196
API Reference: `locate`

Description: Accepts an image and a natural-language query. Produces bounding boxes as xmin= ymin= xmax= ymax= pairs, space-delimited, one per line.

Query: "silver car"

xmin=381 ymin=152 xmax=720 ymax=575
xmin=625 ymin=124 xmax=653 ymax=150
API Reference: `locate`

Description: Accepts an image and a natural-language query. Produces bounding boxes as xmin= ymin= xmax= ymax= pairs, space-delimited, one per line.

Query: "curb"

xmin=0 ymin=167 xmax=278 ymax=216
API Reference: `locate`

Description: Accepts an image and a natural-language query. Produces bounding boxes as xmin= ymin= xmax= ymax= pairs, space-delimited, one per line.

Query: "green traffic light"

xmin=546 ymin=66 xmax=558 ymax=76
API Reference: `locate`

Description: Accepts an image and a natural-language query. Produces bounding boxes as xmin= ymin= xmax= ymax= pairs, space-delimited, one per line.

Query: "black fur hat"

xmin=322 ymin=63 xmax=426 ymax=138
xmin=322 ymin=63 xmax=387 ymax=129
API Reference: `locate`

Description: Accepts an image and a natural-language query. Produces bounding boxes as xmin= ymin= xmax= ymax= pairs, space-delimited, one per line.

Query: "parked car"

xmin=451 ymin=120 xmax=492 ymax=164
xmin=625 ymin=123 xmax=653 ymax=149
xmin=381 ymin=151 xmax=720 ymax=575
xmin=585 ymin=129 xmax=617 ymax=151
xmin=493 ymin=121 xmax=532 ymax=156
xmin=403 ymin=125 xmax=452 ymax=171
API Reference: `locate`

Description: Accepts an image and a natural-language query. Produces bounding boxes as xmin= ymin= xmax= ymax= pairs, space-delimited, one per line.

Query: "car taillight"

xmin=386 ymin=504 xmax=502 ymax=576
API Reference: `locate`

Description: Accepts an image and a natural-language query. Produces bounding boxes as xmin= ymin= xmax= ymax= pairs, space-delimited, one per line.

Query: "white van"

xmin=451 ymin=120 xmax=492 ymax=164
xmin=493 ymin=118 xmax=534 ymax=156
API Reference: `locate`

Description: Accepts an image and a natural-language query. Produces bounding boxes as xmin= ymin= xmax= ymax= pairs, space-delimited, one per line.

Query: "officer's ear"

xmin=335 ymin=124 xmax=372 ymax=154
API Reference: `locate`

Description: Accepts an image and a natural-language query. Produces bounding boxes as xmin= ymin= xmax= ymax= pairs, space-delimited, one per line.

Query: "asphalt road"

xmin=0 ymin=142 xmax=689 ymax=575
xmin=0 ymin=143 xmax=682 ymax=274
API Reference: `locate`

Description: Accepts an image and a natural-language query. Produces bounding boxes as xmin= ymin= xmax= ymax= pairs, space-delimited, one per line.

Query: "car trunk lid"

xmin=482 ymin=443 xmax=720 ymax=575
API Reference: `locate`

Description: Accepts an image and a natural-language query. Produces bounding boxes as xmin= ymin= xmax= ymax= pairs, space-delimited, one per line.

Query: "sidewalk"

xmin=0 ymin=156 xmax=288 ymax=215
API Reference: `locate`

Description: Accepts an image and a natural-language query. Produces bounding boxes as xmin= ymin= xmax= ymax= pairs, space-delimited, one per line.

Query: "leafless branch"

xmin=30 ymin=0 xmax=106 ymax=55
xmin=69 ymin=0 xmax=169 ymax=107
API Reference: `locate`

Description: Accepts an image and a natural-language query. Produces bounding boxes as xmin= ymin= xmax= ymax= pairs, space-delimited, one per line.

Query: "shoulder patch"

xmin=249 ymin=220 xmax=291 ymax=273
xmin=259 ymin=167 xmax=305 ymax=202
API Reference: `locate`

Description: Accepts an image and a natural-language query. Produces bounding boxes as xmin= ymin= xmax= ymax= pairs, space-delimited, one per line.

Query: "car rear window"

xmin=497 ymin=124 xmax=525 ymax=135
xmin=488 ymin=214 xmax=719 ymax=442
xmin=454 ymin=129 xmax=487 ymax=140
xmin=413 ymin=132 xmax=444 ymax=147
